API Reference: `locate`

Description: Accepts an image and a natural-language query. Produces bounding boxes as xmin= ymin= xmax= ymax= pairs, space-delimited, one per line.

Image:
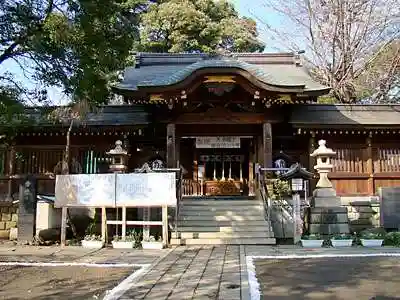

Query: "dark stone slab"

xmin=18 ymin=176 xmax=37 ymax=242
xmin=309 ymin=223 xmax=349 ymax=235
xmin=379 ymin=187 xmax=400 ymax=230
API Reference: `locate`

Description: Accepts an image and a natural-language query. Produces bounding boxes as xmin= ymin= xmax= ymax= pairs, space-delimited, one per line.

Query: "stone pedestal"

xmin=308 ymin=187 xmax=349 ymax=236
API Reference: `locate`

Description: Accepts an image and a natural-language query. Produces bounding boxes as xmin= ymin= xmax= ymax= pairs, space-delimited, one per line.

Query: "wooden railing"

xmin=182 ymin=179 xmax=202 ymax=196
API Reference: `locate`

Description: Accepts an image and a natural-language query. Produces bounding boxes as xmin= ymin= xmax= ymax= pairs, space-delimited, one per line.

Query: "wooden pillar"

xmin=263 ymin=123 xmax=272 ymax=168
xmin=166 ymin=124 xmax=176 ymax=168
xmin=308 ymin=131 xmax=316 ymax=171
xmin=6 ymin=143 xmax=15 ymax=201
xmin=308 ymin=131 xmax=316 ymax=192
xmin=366 ymin=133 xmax=374 ymax=195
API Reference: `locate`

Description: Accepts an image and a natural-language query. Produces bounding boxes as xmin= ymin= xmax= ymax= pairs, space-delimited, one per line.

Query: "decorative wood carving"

xmin=175 ymin=105 xmax=266 ymax=124
xmin=263 ymin=123 xmax=273 ymax=168
xmin=205 ymin=180 xmax=242 ymax=196
xmin=166 ymin=124 xmax=176 ymax=168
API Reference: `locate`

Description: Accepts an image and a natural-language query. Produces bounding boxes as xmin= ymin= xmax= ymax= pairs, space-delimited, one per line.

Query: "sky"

xmin=1 ymin=0 xmax=286 ymax=106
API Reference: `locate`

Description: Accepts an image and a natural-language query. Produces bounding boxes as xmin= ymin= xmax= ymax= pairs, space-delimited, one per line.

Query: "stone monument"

xmin=308 ymin=140 xmax=350 ymax=236
xmin=18 ymin=175 xmax=37 ymax=243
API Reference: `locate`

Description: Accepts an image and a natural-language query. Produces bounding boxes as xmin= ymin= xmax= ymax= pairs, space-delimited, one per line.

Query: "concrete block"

xmin=0 ymin=230 xmax=9 ymax=239
xmin=9 ymin=228 xmax=17 ymax=240
xmin=309 ymin=223 xmax=349 ymax=235
xmin=0 ymin=221 xmax=5 ymax=230
xmin=11 ymin=214 xmax=18 ymax=222
xmin=310 ymin=213 xmax=349 ymax=224
xmin=1 ymin=213 xmax=11 ymax=221
xmin=6 ymin=221 xmax=17 ymax=229
xmin=313 ymin=188 xmax=337 ymax=197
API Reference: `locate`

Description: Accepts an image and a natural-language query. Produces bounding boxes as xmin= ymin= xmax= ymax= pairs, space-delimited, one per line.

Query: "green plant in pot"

xmin=301 ymin=234 xmax=324 ymax=248
xmin=81 ymin=219 xmax=103 ymax=248
xmin=360 ymin=229 xmax=385 ymax=247
xmin=112 ymin=229 xmax=142 ymax=249
xmin=141 ymin=235 xmax=164 ymax=250
xmin=330 ymin=233 xmax=354 ymax=247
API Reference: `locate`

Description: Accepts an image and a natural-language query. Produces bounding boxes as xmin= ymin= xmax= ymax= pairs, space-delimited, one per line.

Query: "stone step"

xmin=170 ymin=237 xmax=276 ymax=245
xmin=171 ymin=231 xmax=272 ymax=239
xmin=183 ymin=196 xmax=256 ymax=201
xmin=178 ymin=220 xmax=268 ymax=227
xmin=174 ymin=226 xmax=273 ymax=232
xmin=180 ymin=206 xmax=264 ymax=213
xmin=179 ymin=215 xmax=265 ymax=221
xmin=181 ymin=200 xmax=263 ymax=206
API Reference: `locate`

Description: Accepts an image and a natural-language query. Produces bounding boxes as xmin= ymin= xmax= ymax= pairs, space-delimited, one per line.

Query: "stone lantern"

xmin=106 ymin=140 xmax=128 ymax=173
xmin=310 ymin=140 xmax=336 ymax=188
xmin=308 ymin=139 xmax=349 ymax=236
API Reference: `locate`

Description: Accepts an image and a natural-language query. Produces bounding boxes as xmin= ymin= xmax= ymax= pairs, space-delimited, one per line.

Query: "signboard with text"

xmin=55 ymin=174 xmax=116 ymax=208
xmin=55 ymin=172 xmax=177 ymax=208
xmin=116 ymin=173 xmax=176 ymax=207
xmin=195 ymin=136 xmax=241 ymax=148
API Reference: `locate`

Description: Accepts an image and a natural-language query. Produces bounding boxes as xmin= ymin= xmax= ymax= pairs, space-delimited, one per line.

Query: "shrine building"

xmin=1 ymin=52 xmax=400 ymax=244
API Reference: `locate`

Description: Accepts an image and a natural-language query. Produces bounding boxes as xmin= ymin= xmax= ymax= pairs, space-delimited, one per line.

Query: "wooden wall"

xmin=307 ymin=135 xmax=400 ymax=196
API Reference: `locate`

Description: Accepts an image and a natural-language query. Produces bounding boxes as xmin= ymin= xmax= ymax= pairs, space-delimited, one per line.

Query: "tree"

xmin=0 ymin=0 xmax=147 ymax=105
xmin=256 ymin=0 xmax=399 ymax=103
xmin=139 ymin=0 xmax=264 ymax=53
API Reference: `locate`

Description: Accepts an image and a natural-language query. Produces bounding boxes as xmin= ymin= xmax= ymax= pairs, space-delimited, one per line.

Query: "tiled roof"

xmin=114 ymin=53 xmax=329 ymax=93
xmin=15 ymin=105 xmax=150 ymax=128
xmin=290 ymin=104 xmax=400 ymax=126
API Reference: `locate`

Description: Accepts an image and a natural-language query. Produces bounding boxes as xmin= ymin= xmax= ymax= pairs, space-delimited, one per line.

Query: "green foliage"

xmin=330 ymin=233 xmax=354 ymax=240
xmin=384 ymin=232 xmax=400 ymax=247
xmin=359 ymin=228 xmax=386 ymax=240
xmin=1 ymin=0 xmax=147 ymax=105
xmin=301 ymin=234 xmax=321 ymax=240
xmin=266 ymin=179 xmax=291 ymax=200
xmin=139 ymin=0 xmax=264 ymax=53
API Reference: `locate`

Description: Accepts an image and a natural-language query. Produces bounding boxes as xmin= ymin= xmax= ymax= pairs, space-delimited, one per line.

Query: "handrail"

xmin=257 ymin=168 xmax=272 ymax=225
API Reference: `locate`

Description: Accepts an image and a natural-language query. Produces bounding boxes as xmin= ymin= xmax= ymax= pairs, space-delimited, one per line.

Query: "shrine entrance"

xmin=179 ymin=135 xmax=256 ymax=197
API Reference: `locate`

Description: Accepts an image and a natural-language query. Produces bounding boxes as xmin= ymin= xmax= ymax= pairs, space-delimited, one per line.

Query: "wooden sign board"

xmin=196 ymin=136 xmax=240 ymax=148
xmin=379 ymin=187 xmax=400 ymax=230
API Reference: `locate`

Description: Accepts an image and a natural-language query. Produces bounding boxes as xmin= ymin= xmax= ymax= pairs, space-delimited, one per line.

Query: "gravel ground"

xmin=0 ymin=266 xmax=137 ymax=300
xmin=255 ymin=257 xmax=400 ymax=300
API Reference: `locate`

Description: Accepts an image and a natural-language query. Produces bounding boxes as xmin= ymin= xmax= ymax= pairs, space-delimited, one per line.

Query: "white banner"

xmin=116 ymin=173 xmax=176 ymax=207
xmin=196 ymin=136 xmax=241 ymax=148
xmin=55 ymin=174 xmax=116 ymax=207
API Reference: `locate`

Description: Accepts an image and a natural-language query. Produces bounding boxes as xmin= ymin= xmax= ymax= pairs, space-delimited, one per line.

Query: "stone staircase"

xmin=171 ymin=196 xmax=276 ymax=245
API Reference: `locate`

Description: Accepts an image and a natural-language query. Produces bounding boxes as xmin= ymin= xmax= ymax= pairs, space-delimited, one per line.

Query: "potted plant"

xmin=112 ymin=230 xmax=141 ymax=249
xmin=301 ymin=234 xmax=324 ymax=248
xmin=360 ymin=231 xmax=385 ymax=247
xmin=81 ymin=218 xmax=104 ymax=249
xmin=330 ymin=233 xmax=354 ymax=247
xmin=81 ymin=234 xmax=104 ymax=249
xmin=141 ymin=235 xmax=163 ymax=250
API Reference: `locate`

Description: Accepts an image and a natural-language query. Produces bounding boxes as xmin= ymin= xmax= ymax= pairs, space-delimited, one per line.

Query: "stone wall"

xmin=341 ymin=196 xmax=380 ymax=233
xmin=0 ymin=202 xmax=18 ymax=239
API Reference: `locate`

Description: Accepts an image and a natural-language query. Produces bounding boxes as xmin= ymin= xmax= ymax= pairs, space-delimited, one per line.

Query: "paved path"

xmin=120 ymin=245 xmax=244 ymax=300
xmin=2 ymin=243 xmax=400 ymax=300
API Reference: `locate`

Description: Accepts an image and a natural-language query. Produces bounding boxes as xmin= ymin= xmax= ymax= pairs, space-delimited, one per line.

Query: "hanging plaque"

xmin=196 ymin=136 xmax=241 ymax=148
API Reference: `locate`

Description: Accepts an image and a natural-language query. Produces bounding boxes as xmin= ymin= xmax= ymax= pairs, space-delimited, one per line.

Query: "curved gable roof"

xmin=114 ymin=53 xmax=330 ymax=95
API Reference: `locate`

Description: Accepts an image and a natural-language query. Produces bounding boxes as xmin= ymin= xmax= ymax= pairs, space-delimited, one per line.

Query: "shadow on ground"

xmin=255 ymin=257 xmax=400 ymax=300
xmin=0 ymin=266 xmax=136 ymax=300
